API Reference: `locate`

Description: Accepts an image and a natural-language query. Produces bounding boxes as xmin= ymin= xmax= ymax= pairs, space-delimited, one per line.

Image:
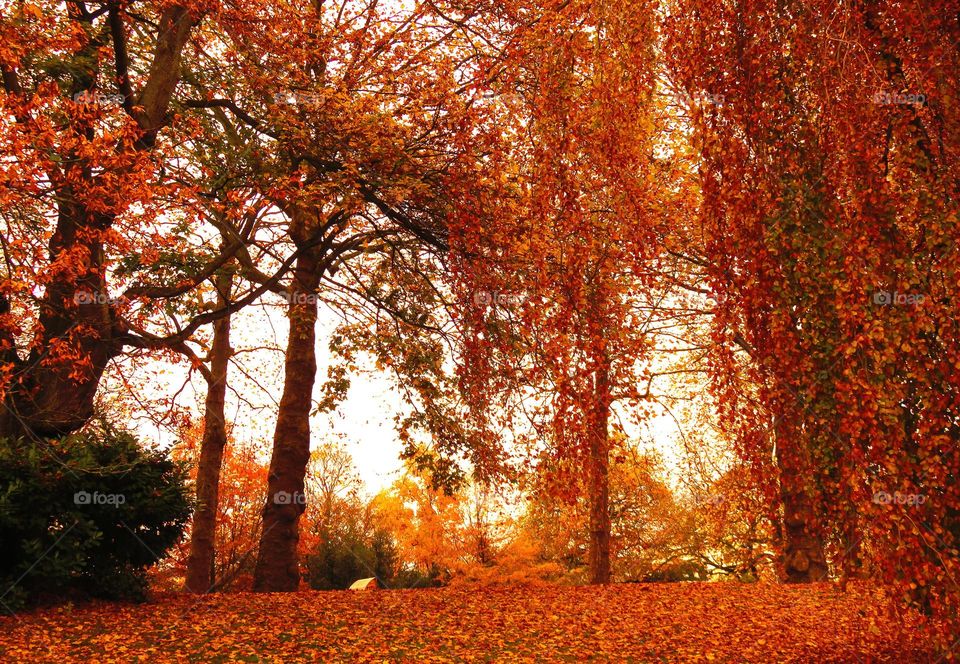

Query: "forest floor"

xmin=0 ymin=581 xmax=935 ymax=662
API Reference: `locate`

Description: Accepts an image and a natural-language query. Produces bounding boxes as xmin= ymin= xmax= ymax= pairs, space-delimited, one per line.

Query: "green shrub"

xmin=0 ymin=425 xmax=192 ymax=610
xmin=391 ymin=565 xmax=444 ymax=589
xmin=306 ymin=527 xmax=405 ymax=590
xmin=641 ymin=559 xmax=709 ymax=583
xmin=307 ymin=530 xmax=375 ymax=590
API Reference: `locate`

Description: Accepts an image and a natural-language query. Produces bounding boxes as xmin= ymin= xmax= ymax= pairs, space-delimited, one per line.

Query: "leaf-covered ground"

xmin=0 ymin=582 xmax=933 ymax=662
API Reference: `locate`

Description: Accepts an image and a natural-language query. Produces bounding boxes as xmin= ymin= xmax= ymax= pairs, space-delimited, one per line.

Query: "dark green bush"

xmin=0 ymin=425 xmax=192 ymax=610
xmin=307 ymin=530 xmax=378 ymax=590
xmin=391 ymin=564 xmax=444 ymax=589
xmin=641 ymin=559 xmax=709 ymax=583
xmin=306 ymin=527 xmax=406 ymax=590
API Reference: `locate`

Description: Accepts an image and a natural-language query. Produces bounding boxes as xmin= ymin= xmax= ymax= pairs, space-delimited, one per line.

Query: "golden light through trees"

xmin=1 ymin=0 xmax=958 ymax=659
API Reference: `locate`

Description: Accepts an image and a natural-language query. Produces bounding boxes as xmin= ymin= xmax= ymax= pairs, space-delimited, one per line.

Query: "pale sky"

xmin=108 ymin=289 xmax=718 ymax=497
xmin=109 ymin=298 xmax=409 ymax=494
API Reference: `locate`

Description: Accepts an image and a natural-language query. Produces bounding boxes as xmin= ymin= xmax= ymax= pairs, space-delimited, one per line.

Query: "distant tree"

xmin=522 ymin=445 xmax=693 ymax=582
xmin=373 ymin=464 xmax=470 ymax=582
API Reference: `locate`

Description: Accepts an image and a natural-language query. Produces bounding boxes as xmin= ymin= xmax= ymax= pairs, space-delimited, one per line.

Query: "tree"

xmin=374 ymin=465 xmax=467 ymax=582
xmin=456 ymin=0 xmax=673 ymax=584
xmin=0 ymin=1 xmax=200 ymax=441
xmin=161 ymin=431 xmax=270 ymax=593
xmin=218 ymin=0 xmax=510 ymax=591
xmin=523 ymin=444 xmax=695 ymax=582
xmin=185 ymin=269 xmax=234 ymax=593
xmin=664 ymin=0 xmax=960 ymax=645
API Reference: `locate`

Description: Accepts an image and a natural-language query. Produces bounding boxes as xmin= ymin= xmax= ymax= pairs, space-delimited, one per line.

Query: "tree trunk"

xmin=253 ymin=249 xmax=322 ymax=592
xmin=588 ymin=351 xmax=612 ymax=585
xmin=1 ymin=200 xmax=118 ymax=440
xmin=185 ymin=271 xmax=233 ymax=593
xmin=838 ymin=513 xmax=863 ymax=586
xmin=775 ymin=420 xmax=828 ymax=583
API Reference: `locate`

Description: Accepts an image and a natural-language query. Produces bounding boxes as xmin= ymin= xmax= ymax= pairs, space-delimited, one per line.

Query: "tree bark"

xmin=185 ymin=271 xmax=233 ymax=593
xmin=588 ymin=350 xmax=612 ymax=585
xmin=775 ymin=420 xmax=828 ymax=583
xmin=3 ymin=199 xmax=117 ymax=439
xmin=253 ymin=248 xmax=323 ymax=592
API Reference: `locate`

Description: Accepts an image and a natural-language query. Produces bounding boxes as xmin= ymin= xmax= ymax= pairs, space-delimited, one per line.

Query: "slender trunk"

xmin=185 ymin=272 xmax=233 ymax=593
xmin=775 ymin=420 xmax=828 ymax=582
xmin=839 ymin=513 xmax=863 ymax=587
xmin=253 ymin=249 xmax=322 ymax=592
xmin=588 ymin=351 xmax=612 ymax=585
xmin=0 ymin=295 xmax=19 ymax=437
